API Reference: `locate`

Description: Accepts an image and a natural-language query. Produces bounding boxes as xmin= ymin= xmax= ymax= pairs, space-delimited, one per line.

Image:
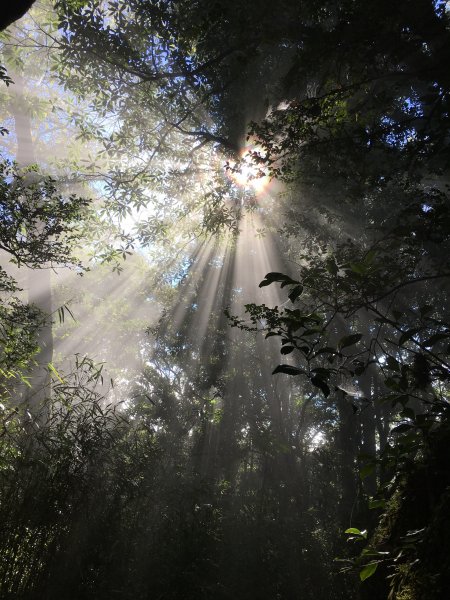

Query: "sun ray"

xmin=226 ymin=144 xmax=271 ymax=196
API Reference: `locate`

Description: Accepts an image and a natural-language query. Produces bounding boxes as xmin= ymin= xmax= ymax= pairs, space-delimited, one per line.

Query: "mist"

xmin=1 ymin=2 xmax=450 ymax=600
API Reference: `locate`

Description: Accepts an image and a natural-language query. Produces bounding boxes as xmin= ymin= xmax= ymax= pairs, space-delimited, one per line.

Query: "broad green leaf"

xmin=349 ymin=262 xmax=366 ymax=275
xmin=311 ymin=376 xmax=330 ymax=397
xmin=363 ymin=249 xmax=377 ymax=264
xmin=280 ymin=346 xmax=295 ymax=355
xmin=313 ymin=346 xmax=337 ymax=357
xmin=288 ymin=285 xmax=303 ymax=302
xmin=325 ymin=258 xmax=338 ymax=275
xmin=338 ymin=333 xmax=362 ymax=350
xmin=360 ymin=562 xmax=378 ymax=581
xmin=386 ymin=356 xmax=399 ymax=371
xmin=345 ymin=528 xmax=362 ymax=535
xmin=360 ymin=463 xmax=375 ymax=479
xmin=272 ymin=364 xmax=303 ymax=376
xmin=259 ymin=272 xmax=285 ymax=287
xmin=259 ymin=272 xmax=298 ymax=288
xmin=419 ymin=304 xmax=433 ymax=316
xmin=385 ymin=377 xmax=401 ymax=391
xmin=401 ymin=407 xmax=415 ymax=421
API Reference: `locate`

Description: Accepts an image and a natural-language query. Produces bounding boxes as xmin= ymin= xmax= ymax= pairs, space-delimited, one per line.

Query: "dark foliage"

xmin=1 ymin=2 xmax=449 ymax=599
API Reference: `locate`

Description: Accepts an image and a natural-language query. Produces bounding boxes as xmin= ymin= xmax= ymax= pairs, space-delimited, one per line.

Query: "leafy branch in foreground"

xmin=0 ymin=160 xmax=90 ymax=269
xmin=227 ymin=191 xmax=450 ymax=589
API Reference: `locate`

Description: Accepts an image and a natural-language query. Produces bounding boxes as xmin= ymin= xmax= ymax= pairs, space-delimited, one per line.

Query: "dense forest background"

xmin=1 ymin=1 xmax=450 ymax=599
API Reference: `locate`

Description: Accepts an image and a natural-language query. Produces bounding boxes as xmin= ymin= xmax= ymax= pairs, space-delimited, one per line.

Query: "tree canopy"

xmin=0 ymin=2 xmax=449 ymax=599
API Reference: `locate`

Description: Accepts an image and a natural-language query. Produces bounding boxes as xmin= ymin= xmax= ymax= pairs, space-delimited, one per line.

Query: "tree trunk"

xmin=0 ymin=1 xmax=36 ymax=32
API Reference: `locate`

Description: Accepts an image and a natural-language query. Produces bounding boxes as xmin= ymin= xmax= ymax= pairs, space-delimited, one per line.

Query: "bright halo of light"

xmin=227 ymin=145 xmax=269 ymax=195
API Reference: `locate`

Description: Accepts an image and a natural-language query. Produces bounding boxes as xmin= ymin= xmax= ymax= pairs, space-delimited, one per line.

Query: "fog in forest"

xmin=1 ymin=2 xmax=450 ymax=600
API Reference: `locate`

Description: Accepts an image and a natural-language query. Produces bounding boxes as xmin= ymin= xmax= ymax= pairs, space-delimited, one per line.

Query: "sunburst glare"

xmin=226 ymin=145 xmax=270 ymax=195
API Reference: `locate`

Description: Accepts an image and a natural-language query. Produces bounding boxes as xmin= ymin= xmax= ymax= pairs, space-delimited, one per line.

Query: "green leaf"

xmin=272 ymin=364 xmax=303 ymax=376
xmin=345 ymin=528 xmax=362 ymax=535
xmin=280 ymin=346 xmax=295 ymax=355
xmin=424 ymin=332 xmax=449 ymax=347
xmin=360 ymin=463 xmax=375 ymax=479
xmin=386 ymin=356 xmax=399 ymax=371
xmin=360 ymin=562 xmax=378 ymax=581
xmin=349 ymin=262 xmax=366 ymax=275
xmin=338 ymin=333 xmax=362 ymax=350
xmin=364 ymin=249 xmax=377 ymax=264
xmin=419 ymin=304 xmax=433 ymax=316
xmin=48 ymin=362 xmax=65 ymax=384
xmin=280 ymin=278 xmax=298 ymax=289
xmin=369 ymin=498 xmax=386 ymax=510
xmin=288 ymin=285 xmax=303 ymax=302
xmin=385 ymin=377 xmax=401 ymax=391
xmin=325 ymin=258 xmax=338 ymax=275
xmin=313 ymin=346 xmax=337 ymax=357
xmin=311 ymin=367 xmax=331 ymax=377
xmin=391 ymin=423 xmax=414 ymax=434
xmin=386 ymin=394 xmax=409 ymax=408
xmin=259 ymin=272 xmax=284 ymax=287
xmin=398 ymin=328 xmax=421 ymax=346
xmin=259 ymin=272 xmax=298 ymax=288
xmin=310 ymin=376 xmax=330 ymax=397
xmin=401 ymin=407 xmax=415 ymax=421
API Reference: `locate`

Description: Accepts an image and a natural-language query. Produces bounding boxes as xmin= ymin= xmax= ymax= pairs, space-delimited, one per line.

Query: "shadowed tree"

xmin=0 ymin=1 xmax=36 ymax=32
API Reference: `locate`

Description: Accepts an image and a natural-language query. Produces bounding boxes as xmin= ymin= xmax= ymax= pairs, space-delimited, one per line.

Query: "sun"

xmin=227 ymin=145 xmax=269 ymax=194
